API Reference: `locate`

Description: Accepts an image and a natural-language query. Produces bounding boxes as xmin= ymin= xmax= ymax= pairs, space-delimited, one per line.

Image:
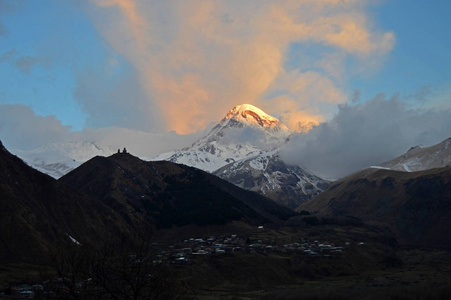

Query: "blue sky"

xmin=1 ymin=0 xmax=451 ymax=173
xmin=1 ymin=0 xmax=450 ymax=131
xmin=363 ymin=0 xmax=451 ymax=102
xmin=0 ymin=1 xmax=101 ymax=130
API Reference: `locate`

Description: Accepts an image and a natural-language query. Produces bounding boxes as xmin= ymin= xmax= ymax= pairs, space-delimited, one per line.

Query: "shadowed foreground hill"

xmin=299 ymin=166 xmax=451 ymax=248
xmin=59 ymin=153 xmax=294 ymax=228
xmin=0 ymin=141 xmax=132 ymax=266
xmin=0 ymin=139 xmax=292 ymax=267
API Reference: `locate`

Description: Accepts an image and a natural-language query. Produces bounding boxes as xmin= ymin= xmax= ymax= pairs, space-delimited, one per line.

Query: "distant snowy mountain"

xmin=13 ymin=142 xmax=115 ymax=178
xmin=152 ymin=104 xmax=292 ymax=172
xmin=379 ymin=137 xmax=451 ymax=172
xmin=153 ymin=104 xmax=330 ymax=208
xmin=214 ymin=151 xmax=330 ymax=209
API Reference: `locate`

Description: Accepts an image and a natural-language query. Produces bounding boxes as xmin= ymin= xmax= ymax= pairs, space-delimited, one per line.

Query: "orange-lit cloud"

xmin=261 ymin=96 xmax=324 ymax=132
xmin=84 ymin=0 xmax=395 ymax=133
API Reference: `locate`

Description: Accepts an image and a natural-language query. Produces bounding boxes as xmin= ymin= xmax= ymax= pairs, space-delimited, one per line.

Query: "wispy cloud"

xmin=14 ymin=56 xmax=47 ymax=74
xmin=0 ymin=48 xmax=49 ymax=74
xmin=0 ymin=48 xmax=17 ymax=61
xmin=0 ymin=0 xmax=17 ymax=36
xmin=80 ymin=0 xmax=394 ymax=133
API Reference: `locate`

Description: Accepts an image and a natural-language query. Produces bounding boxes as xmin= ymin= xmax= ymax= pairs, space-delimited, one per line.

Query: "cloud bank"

xmin=79 ymin=0 xmax=394 ymax=133
xmin=280 ymin=95 xmax=451 ymax=179
xmin=0 ymin=104 xmax=205 ymax=157
xmin=0 ymin=105 xmax=72 ymax=150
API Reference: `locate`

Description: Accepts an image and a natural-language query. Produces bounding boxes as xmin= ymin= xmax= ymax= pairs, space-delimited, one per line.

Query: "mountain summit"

xmin=153 ymin=104 xmax=291 ymax=172
xmin=222 ymin=104 xmax=290 ymax=132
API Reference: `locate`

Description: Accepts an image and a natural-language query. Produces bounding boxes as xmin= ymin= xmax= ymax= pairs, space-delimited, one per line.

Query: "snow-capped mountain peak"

xmin=152 ymin=104 xmax=292 ymax=172
xmin=190 ymin=104 xmax=291 ymax=151
xmin=221 ymin=104 xmax=289 ymax=132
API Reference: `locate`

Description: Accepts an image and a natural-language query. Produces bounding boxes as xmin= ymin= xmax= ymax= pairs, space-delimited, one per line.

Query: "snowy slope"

xmin=13 ymin=142 xmax=115 ymax=179
xmin=214 ymin=151 xmax=330 ymax=209
xmin=152 ymin=150 xmax=226 ymax=173
xmin=379 ymin=137 xmax=451 ymax=172
xmin=152 ymin=104 xmax=292 ymax=172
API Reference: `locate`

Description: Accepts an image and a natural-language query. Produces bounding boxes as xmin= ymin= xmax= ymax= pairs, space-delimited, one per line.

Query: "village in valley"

xmin=2 ymin=231 xmax=356 ymax=299
xmin=164 ymin=232 xmax=351 ymax=266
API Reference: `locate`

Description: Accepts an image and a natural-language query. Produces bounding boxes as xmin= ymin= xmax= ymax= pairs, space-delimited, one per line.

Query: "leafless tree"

xmin=50 ymin=234 xmax=190 ymax=299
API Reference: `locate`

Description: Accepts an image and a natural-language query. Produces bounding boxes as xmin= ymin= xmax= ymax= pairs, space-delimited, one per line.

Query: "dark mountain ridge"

xmin=299 ymin=166 xmax=451 ymax=248
xmin=60 ymin=153 xmax=294 ymax=228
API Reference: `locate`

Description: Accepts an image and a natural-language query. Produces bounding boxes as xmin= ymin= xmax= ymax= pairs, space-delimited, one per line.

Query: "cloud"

xmin=0 ymin=22 xmax=5 ymax=35
xmin=0 ymin=104 xmax=72 ymax=150
xmin=0 ymin=104 xmax=205 ymax=157
xmin=73 ymin=63 xmax=163 ymax=131
xmin=0 ymin=48 xmax=49 ymax=74
xmin=77 ymin=126 xmax=208 ymax=159
xmin=79 ymin=0 xmax=394 ymax=134
xmin=14 ymin=56 xmax=47 ymax=74
xmin=349 ymin=89 xmax=361 ymax=103
xmin=0 ymin=48 xmax=17 ymax=62
xmin=0 ymin=0 xmax=17 ymax=36
xmin=218 ymin=126 xmax=273 ymax=150
xmin=407 ymin=86 xmax=432 ymax=104
xmin=260 ymin=69 xmax=347 ymax=129
xmin=280 ymin=95 xmax=451 ymax=179
xmin=323 ymin=18 xmax=395 ymax=57
xmin=261 ymin=95 xmax=325 ymax=132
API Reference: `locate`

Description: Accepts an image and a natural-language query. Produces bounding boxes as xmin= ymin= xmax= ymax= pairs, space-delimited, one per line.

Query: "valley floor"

xmin=169 ymin=222 xmax=451 ymax=299
xmin=2 ymin=222 xmax=451 ymax=299
xmin=192 ymin=248 xmax=451 ymax=299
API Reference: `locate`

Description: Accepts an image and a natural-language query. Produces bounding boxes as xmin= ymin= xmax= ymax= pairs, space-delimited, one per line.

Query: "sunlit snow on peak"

xmin=222 ymin=104 xmax=290 ymax=133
